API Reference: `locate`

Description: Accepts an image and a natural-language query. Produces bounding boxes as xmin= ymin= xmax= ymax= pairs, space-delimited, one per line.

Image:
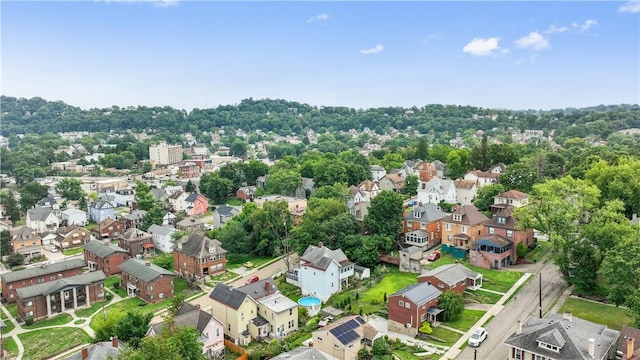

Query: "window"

xmin=159 ymin=293 xmax=164 ymax=299
xmin=24 ymin=301 xmax=33 ymax=307
xmin=514 ymin=349 xmax=523 ymax=360
xmin=488 ymin=227 xmax=495 ymax=235
xmin=25 ymin=311 xmax=33 ymax=317
xmin=241 ymin=312 xmax=245 ymax=320
xmin=9 ymin=294 xmax=13 ymax=299
xmin=216 ymin=328 xmax=220 ymax=337
xmin=228 ymin=324 xmax=231 ymax=331
xmin=407 ymin=221 xmax=413 ymax=227
xmin=453 ymin=214 xmax=462 ymax=222
xmin=399 ymin=300 xmax=404 ymax=307
xmin=534 ymin=355 xmax=545 ymax=360
xmin=438 ymin=283 xmax=444 ymax=288
xmin=8 ymin=284 xmax=13 ymax=289
xmin=506 ymin=230 xmax=513 ymax=238
xmin=461 ymin=226 xmax=467 ymax=234
xmin=331 ymin=282 xmax=334 ymax=287
xmin=289 ymin=309 xmax=293 ymax=316
xmin=317 ymin=336 xmax=323 ymax=342
xmin=445 ymin=223 xmax=451 ymax=231
xmin=404 ymin=302 xmax=410 ymax=309
xmin=421 ymin=313 xmax=427 ymax=321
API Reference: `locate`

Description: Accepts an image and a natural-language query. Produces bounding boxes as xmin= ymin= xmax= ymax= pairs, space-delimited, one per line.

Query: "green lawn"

xmin=62 ymin=247 xmax=84 ymax=256
xmin=105 ymin=274 xmax=128 ymax=298
xmin=472 ymin=267 xmax=523 ymax=293
xmin=19 ymin=327 xmax=92 ymax=360
xmin=524 ymin=241 xmax=553 ymax=263
xmin=210 ymin=270 xmax=240 ymax=283
xmin=444 ymin=309 xmax=486 ymax=332
xmin=429 ymin=326 xmax=463 ymax=346
xmin=464 ymin=290 xmax=502 ymax=304
xmin=75 ymin=299 xmax=111 ymax=317
xmin=226 ymin=256 xmax=274 ymax=269
xmin=358 ymin=267 xmax=418 ymax=314
xmin=275 ymin=276 xmax=302 ymax=302
xmin=0 ymin=306 xmax=15 ymax=333
xmin=23 ymin=313 xmax=73 ymax=329
xmin=5 ymin=304 xmax=18 ymax=318
xmin=3 ymin=336 xmax=18 ymax=358
xmin=558 ymin=297 xmax=633 ymax=330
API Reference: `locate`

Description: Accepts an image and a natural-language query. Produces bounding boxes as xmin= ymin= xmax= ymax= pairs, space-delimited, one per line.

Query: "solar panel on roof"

xmin=355 ymin=317 xmax=365 ymax=325
xmin=337 ymin=330 xmax=360 ymax=345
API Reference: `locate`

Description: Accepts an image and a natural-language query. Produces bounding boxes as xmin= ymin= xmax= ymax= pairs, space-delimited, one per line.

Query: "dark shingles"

xmin=210 ymin=283 xmax=247 ymax=309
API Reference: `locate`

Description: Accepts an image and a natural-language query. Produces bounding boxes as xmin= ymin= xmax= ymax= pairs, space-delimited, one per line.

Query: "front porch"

xmin=45 ymin=284 xmax=93 ymax=317
xmin=471 ymin=236 xmax=512 ymax=270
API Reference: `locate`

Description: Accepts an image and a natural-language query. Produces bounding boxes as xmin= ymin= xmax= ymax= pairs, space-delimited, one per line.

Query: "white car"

xmin=49 ymin=246 xmax=59 ymax=253
xmin=468 ymin=327 xmax=488 ymax=347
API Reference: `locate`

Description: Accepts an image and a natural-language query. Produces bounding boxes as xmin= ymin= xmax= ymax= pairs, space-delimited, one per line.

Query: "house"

xmin=122 ymin=209 xmax=147 ymax=229
xmin=147 ymin=224 xmax=178 ymax=253
xmin=89 ymin=200 xmax=116 ymax=223
xmin=402 ymin=203 xmax=447 ymax=250
xmin=388 ymin=282 xmax=442 ymax=336
xmin=168 ymin=191 xmax=189 ymax=213
xmin=36 ymin=194 xmax=60 ymax=209
xmin=209 ymin=283 xmax=259 ymax=345
xmin=92 ymin=218 xmax=126 ymax=239
xmin=311 ymin=315 xmax=380 ymax=360
xmin=398 ymin=246 xmax=424 ymax=273
xmin=464 ymin=170 xmax=500 ymax=188
xmin=441 ymin=204 xmax=489 ymax=257
xmin=503 ymin=313 xmax=620 ymax=360
xmin=212 ymin=205 xmax=241 ymax=229
xmin=272 ymin=347 xmax=332 ymax=360
xmin=26 ymin=207 xmax=60 ymax=233
xmin=418 ymin=263 xmax=483 ymax=293
xmin=146 ymin=303 xmax=224 ymax=359
xmin=293 ymin=243 xmax=354 ymax=303
xmin=16 ymin=271 xmax=107 ymax=321
xmin=185 ymin=193 xmax=209 ymax=216
xmin=113 ymin=188 xmax=135 ymax=207
xmin=55 ymin=225 xmax=92 ymax=249
xmin=237 ymin=186 xmax=257 ymax=202
xmin=254 ymin=195 xmax=307 ymax=216
xmin=1 ymin=258 xmax=85 ymax=303
xmin=179 ymin=163 xmax=201 ymax=178
xmin=61 ymin=208 xmax=88 ymax=227
xmin=416 ymin=177 xmax=457 ymax=205
xmin=415 ymin=161 xmax=438 ymax=182
xmin=118 ymin=228 xmax=155 ymax=258
xmin=355 ymin=180 xmax=380 ymax=202
xmin=617 ymin=325 xmax=640 ymax=360
xmin=174 ymin=233 xmax=227 ymax=280
xmin=454 ymin=179 xmax=479 ymax=206
xmin=492 ymin=190 xmax=530 ymax=210
xmin=176 ymin=217 xmax=205 ymax=233
xmin=378 ymin=173 xmax=405 ymax=193
xmin=162 ymin=211 xmax=177 ymax=226
xmin=66 ymin=338 xmax=124 ymax=360
xmin=150 ymin=188 xmax=168 ymax=204
xmin=238 ymin=279 xmax=298 ymax=340
xmin=40 ymin=231 xmax=58 ymax=247
xmin=83 ymin=240 xmax=129 ymax=276
xmin=370 ymin=164 xmax=387 ymax=181
xmin=119 ymin=259 xmax=175 ymax=303
xmin=354 ymin=265 xmax=371 ymax=280
xmin=11 ymin=227 xmax=43 ymax=260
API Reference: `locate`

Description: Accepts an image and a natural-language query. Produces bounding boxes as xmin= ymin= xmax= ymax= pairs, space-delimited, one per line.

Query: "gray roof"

xmin=237 ymin=279 xmax=278 ymax=300
xmin=257 ymin=292 xmax=297 ymax=313
xmin=148 ymin=303 xmax=216 ymax=336
xmin=36 ymin=194 xmax=57 ymax=207
xmin=83 ymin=240 xmax=128 ymax=258
xmin=27 ymin=207 xmax=54 ymax=221
xmin=176 ymin=217 xmax=203 ymax=226
xmin=400 ymin=245 xmax=423 ymax=255
xmin=210 ymin=283 xmax=249 ymax=309
xmin=443 ymin=204 xmax=489 ymax=226
xmin=16 ymin=271 xmax=106 ymax=299
xmin=239 ymin=186 xmax=257 ymax=195
xmin=176 ymin=233 xmax=227 ymax=258
xmin=150 ymin=188 xmax=167 ymax=201
xmin=12 ymin=227 xmax=39 ymax=243
xmin=301 ymin=244 xmax=350 ymax=271
xmin=423 ymin=177 xmax=456 ymax=196
xmin=121 ymin=228 xmax=152 ymax=241
xmin=271 ymin=347 xmax=331 ymax=360
xmin=66 ymin=341 xmax=123 ymax=360
xmin=119 ymin=259 xmax=174 ymax=283
xmin=391 ymin=282 xmax=441 ymax=305
xmin=215 ymin=205 xmax=240 ymax=217
xmin=185 ymin=192 xmax=199 ymax=202
xmin=123 ymin=210 xmax=146 ymax=220
xmin=404 ymin=203 xmax=447 ymax=222
xmin=91 ymin=200 xmax=115 ymax=210
xmin=418 ymin=263 xmax=482 ymax=286
xmin=504 ymin=313 xmax=620 ymax=360
xmin=147 ymin=224 xmax=177 ymax=237
xmin=1 ymin=258 xmax=85 ymax=283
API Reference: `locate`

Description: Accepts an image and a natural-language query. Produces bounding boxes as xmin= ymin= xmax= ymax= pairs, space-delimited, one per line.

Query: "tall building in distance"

xmin=149 ymin=142 xmax=182 ymax=165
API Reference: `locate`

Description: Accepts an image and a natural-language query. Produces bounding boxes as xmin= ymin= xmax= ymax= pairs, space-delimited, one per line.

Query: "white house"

xmin=162 ymin=212 xmax=177 ymax=226
xmin=453 ymin=179 xmax=478 ymax=206
xmin=464 ymin=170 xmax=500 ymax=188
xmin=356 ymin=180 xmax=380 ymax=202
xmin=168 ymin=191 xmax=190 ymax=213
xmin=147 ymin=224 xmax=178 ymax=253
xmin=417 ymin=177 xmax=457 ymax=205
xmin=61 ymin=208 xmax=88 ymax=227
xmin=370 ymin=165 xmax=387 ymax=182
xmin=293 ymin=243 xmax=354 ymax=303
xmin=26 ymin=207 xmax=60 ymax=233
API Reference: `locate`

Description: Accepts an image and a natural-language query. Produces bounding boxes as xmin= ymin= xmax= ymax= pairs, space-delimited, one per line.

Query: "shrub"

xmin=24 ymin=317 xmax=33 ymax=326
xmin=517 ymin=243 xmax=528 ymax=258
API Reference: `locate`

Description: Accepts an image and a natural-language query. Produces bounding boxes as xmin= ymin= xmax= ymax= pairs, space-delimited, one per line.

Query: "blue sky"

xmin=2 ymin=1 xmax=639 ymax=111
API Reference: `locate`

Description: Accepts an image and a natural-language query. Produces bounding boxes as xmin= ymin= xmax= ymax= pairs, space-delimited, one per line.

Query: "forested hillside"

xmin=2 ymin=96 xmax=639 ymax=142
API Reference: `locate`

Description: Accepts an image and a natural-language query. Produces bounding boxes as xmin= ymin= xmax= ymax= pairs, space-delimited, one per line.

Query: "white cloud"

xmin=359 ymin=44 xmax=384 ymax=55
xmin=515 ymin=32 xmax=549 ymax=50
xmin=422 ymin=34 xmax=439 ymax=45
xmin=307 ymin=13 xmax=329 ymax=23
xmin=620 ymin=1 xmax=640 ymax=13
xmin=573 ymin=19 xmax=598 ymax=32
xmin=462 ymin=37 xmax=501 ymax=56
xmin=543 ymin=24 xmax=570 ymax=34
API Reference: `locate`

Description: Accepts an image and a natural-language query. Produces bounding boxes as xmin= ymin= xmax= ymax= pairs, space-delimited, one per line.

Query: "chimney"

xmin=588 ymin=338 xmax=595 ymax=358
xmin=318 ymin=241 xmax=323 ymax=248
xmin=628 ymin=338 xmax=635 ymax=360
xmin=194 ymin=304 xmax=201 ymax=311
xmin=516 ymin=320 xmax=522 ymax=335
xmin=563 ymin=312 xmax=572 ymax=322
xmin=81 ymin=347 xmax=89 ymax=360
xmin=265 ymin=281 xmax=271 ymax=293
xmin=111 ymin=336 xmax=119 ymax=348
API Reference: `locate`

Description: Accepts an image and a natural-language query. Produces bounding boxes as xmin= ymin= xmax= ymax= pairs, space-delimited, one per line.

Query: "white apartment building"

xmin=149 ymin=142 xmax=182 ymax=165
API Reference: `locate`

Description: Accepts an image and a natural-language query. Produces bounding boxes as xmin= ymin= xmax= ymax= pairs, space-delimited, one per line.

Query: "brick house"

xmin=237 ymin=186 xmax=257 ymax=202
xmin=1 ymin=258 xmax=85 ymax=303
xmin=119 ymin=259 xmax=175 ymax=303
xmin=402 ymin=203 xmax=447 ymax=251
xmin=118 ymin=228 xmax=155 ymax=258
xmin=417 ymin=263 xmax=483 ymax=293
xmin=185 ymin=193 xmax=209 ymax=216
xmin=55 ymin=225 xmax=92 ymax=249
xmin=441 ymin=205 xmax=489 ymax=258
xmin=92 ymin=218 xmax=126 ymax=239
xmin=16 ymin=271 xmax=106 ymax=321
xmin=83 ymin=240 xmax=130 ymax=276
xmin=173 ymin=233 xmax=227 ymax=280
xmin=388 ymin=282 xmax=442 ymax=336
xmin=122 ymin=210 xmax=147 ymax=230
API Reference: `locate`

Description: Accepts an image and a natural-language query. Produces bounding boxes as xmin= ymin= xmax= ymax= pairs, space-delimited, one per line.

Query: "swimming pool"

xmin=298 ymin=296 xmax=322 ymax=307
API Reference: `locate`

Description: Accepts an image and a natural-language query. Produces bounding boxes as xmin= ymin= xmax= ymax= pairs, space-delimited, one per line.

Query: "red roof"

xmin=142 ymin=243 xmax=155 ymax=248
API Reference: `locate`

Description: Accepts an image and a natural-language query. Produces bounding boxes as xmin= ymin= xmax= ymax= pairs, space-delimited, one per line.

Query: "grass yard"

xmin=429 ymin=326 xmax=463 ymax=346
xmin=275 ymin=276 xmax=302 ymax=302
xmin=62 ymin=247 xmax=84 ymax=256
xmin=23 ymin=313 xmax=73 ymax=329
xmin=424 ymin=254 xmax=459 ymax=270
xmin=105 ymin=274 xmax=128 ymax=298
xmin=358 ymin=267 xmax=418 ymax=314
xmin=524 ymin=241 xmax=553 ymax=263
xmin=394 ymin=350 xmax=437 ymax=360
xmin=472 ymin=267 xmax=523 ymax=293
xmin=464 ymin=290 xmax=502 ymax=304
xmin=75 ymin=299 xmax=111 ymax=318
xmin=0 ymin=307 xmax=15 ymax=333
xmin=226 ymin=256 xmax=274 ymax=269
xmin=210 ymin=270 xmax=240 ymax=283
xmin=444 ymin=309 xmax=486 ymax=332
xmin=558 ymin=297 xmax=633 ymax=330
xmin=5 ymin=304 xmax=18 ymax=318
xmin=3 ymin=337 xmax=18 ymax=358
xmin=19 ymin=327 xmax=92 ymax=360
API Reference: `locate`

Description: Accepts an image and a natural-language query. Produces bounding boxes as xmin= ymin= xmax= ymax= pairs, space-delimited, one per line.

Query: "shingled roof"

xmin=83 ymin=240 xmax=128 ymax=258
xmin=443 ymin=205 xmax=489 ymax=226
xmin=16 ymin=270 xmax=106 ymax=299
xmin=175 ymin=233 xmax=227 ymax=258
xmin=0 ymin=258 xmax=85 ymax=283
xmin=27 ymin=207 xmax=54 ymax=222
xmin=418 ymin=263 xmax=482 ymax=286
xmin=301 ymin=244 xmax=351 ymax=271
xmin=209 ymin=283 xmax=250 ymax=309
xmin=119 ymin=259 xmax=174 ymax=283
xmin=148 ymin=303 xmax=218 ymax=336
xmin=390 ymin=282 xmax=441 ymax=306
xmin=404 ymin=203 xmax=447 ymax=222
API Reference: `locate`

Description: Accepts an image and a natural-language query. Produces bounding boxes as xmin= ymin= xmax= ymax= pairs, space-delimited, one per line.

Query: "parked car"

xmin=245 ymin=275 xmax=259 ymax=285
xmin=468 ymin=327 xmax=488 ymax=347
xmin=49 ymin=246 xmax=59 ymax=253
xmin=427 ymin=251 xmax=441 ymax=261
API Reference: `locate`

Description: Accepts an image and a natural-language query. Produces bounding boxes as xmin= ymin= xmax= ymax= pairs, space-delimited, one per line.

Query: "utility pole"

xmin=539 ymin=273 xmax=543 ymax=318
xmin=474 ymin=348 xmax=477 ymax=360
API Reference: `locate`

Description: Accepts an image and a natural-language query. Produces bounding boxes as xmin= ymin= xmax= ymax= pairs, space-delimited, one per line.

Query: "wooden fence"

xmin=224 ymin=339 xmax=249 ymax=360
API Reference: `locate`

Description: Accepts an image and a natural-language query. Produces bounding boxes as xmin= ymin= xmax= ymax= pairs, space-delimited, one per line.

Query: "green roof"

xmin=119 ymin=259 xmax=174 ymax=283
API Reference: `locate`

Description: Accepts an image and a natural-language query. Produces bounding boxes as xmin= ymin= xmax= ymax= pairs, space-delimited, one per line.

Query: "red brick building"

xmin=179 ymin=163 xmax=201 ymax=178
xmin=402 ymin=203 xmax=447 ymax=250
xmin=417 ymin=263 xmax=483 ymax=294
xmin=93 ymin=218 xmax=126 ymax=239
xmin=83 ymin=240 xmax=130 ymax=276
xmin=388 ymin=282 xmax=442 ymax=336
xmin=119 ymin=259 xmax=175 ymax=303
xmin=174 ymin=233 xmax=227 ymax=280
xmin=119 ymin=228 xmax=155 ymax=258
xmin=0 ymin=258 xmax=85 ymax=304
xmin=16 ymin=271 xmax=106 ymax=320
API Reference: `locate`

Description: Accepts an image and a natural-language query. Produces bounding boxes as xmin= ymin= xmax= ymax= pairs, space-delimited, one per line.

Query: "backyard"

xmin=62 ymin=247 xmax=84 ymax=256
xmin=427 ymin=254 xmax=523 ymax=293
xmin=23 ymin=313 xmax=73 ymax=329
xmin=558 ymin=297 xmax=634 ymax=330
xmin=18 ymin=327 xmax=92 ymax=360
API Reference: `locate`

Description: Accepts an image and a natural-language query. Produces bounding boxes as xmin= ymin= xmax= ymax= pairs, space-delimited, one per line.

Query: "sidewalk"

xmin=440 ymin=272 xmax=533 ymax=360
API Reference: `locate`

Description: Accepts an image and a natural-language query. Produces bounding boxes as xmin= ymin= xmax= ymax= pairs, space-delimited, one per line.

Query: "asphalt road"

xmin=455 ymin=261 xmax=567 ymax=360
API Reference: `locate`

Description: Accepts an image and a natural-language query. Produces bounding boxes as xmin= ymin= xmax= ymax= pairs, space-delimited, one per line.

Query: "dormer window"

xmin=537 ymin=341 xmax=560 ymax=353
xmin=497 ymin=217 xmax=506 ymax=224
xmin=209 ymin=247 xmax=215 ymax=253
xmin=413 ymin=212 xmax=422 ymax=218
xmin=453 ymin=214 xmax=462 ymax=222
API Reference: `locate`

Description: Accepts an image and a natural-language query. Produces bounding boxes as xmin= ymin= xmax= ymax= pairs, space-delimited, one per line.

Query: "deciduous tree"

xmin=364 ymin=190 xmax=404 ymax=238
